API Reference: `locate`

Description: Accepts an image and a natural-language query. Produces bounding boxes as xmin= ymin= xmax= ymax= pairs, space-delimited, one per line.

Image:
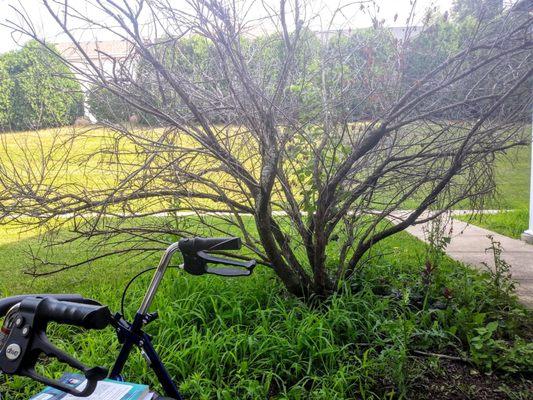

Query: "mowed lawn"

xmin=1 ymin=125 xmax=530 ymax=240
xmin=0 ymin=126 xmax=150 ymax=189
xmin=455 ymin=209 xmax=530 ymax=239
xmin=455 ymin=143 xmax=531 ymax=238
xmin=0 ymin=125 xmax=266 ymax=214
xmin=488 ymin=144 xmax=531 ymax=210
xmin=1 ymin=126 xmax=530 ymax=209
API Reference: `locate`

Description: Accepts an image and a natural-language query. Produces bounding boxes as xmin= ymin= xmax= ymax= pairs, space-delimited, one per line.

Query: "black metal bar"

xmin=109 ymin=313 xmax=183 ymax=399
xmin=139 ymin=332 xmax=183 ymax=400
xmin=109 ymin=313 xmax=144 ymax=379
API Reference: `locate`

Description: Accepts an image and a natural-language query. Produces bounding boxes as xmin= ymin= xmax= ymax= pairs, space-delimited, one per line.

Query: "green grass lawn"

xmin=0 ymin=221 xmax=531 ymax=399
xmin=1 ymin=127 xmax=530 ymax=213
xmin=455 ymin=209 xmax=530 ymax=239
xmin=455 ymin=144 xmax=531 ymax=238
xmin=489 ymin=145 xmax=531 ymax=210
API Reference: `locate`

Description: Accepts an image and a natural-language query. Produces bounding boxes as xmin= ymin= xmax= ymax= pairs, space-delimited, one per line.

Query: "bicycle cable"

xmin=120 ymin=266 xmax=181 ymax=317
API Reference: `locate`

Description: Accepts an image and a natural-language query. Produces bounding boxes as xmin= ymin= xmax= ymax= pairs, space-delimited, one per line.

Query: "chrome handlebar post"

xmin=137 ymin=242 xmax=183 ymax=315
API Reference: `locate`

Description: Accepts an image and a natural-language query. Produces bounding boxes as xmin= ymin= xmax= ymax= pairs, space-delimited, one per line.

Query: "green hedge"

xmin=0 ymin=59 xmax=13 ymax=127
xmin=0 ymin=41 xmax=83 ymax=131
xmin=86 ymin=87 xmax=133 ymax=123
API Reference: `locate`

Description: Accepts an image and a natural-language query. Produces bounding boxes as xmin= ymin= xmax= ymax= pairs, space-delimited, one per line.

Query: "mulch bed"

xmin=410 ymin=359 xmax=532 ymax=400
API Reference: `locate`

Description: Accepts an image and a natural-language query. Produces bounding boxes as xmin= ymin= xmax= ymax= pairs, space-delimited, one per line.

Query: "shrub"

xmin=0 ymin=41 xmax=83 ymax=131
xmin=0 ymin=59 xmax=13 ymax=129
xmin=87 ymin=85 xmax=159 ymax=125
xmin=0 ymin=3 xmax=531 ymax=300
xmin=86 ymin=86 xmax=134 ymax=123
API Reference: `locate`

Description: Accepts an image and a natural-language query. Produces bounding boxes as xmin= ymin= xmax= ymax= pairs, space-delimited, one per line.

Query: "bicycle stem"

xmin=111 ymin=241 xmax=185 ymax=399
xmin=137 ymin=242 xmax=183 ymax=316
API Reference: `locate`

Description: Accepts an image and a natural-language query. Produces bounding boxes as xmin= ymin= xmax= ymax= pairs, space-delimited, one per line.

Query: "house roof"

xmin=54 ymin=40 xmax=134 ymax=63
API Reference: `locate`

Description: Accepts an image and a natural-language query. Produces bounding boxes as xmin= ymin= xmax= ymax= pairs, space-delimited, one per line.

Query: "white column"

xmin=522 ymin=113 xmax=533 ymax=244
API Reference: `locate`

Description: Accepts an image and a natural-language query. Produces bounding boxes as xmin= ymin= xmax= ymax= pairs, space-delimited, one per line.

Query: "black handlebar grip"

xmin=179 ymin=237 xmax=242 ymax=253
xmin=34 ymin=298 xmax=111 ymax=330
xmin=0 ymin=294 xmax=86 ymax=318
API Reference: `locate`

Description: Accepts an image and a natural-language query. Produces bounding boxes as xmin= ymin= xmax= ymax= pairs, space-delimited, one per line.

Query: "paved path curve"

xmin=402 ymin=217 xmax=533 ymax=308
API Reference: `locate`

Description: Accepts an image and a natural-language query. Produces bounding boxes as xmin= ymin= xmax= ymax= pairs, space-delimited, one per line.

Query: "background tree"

xmin=0 ymin=59 xmax=13 ymax=129
xmin=0 ymin=41 xmax=83 ymax=131
xmin=452 ymin=0 xmax=504 ymax=21
xmin=0 ymin=0 xmax=531 ymax=299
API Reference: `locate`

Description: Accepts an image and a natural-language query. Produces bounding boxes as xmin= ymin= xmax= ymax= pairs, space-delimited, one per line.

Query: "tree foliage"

xmin=452 ymin=0 xmax=504 ymax=21
xmin=0 ymin=41 xmax=83 ymax=131
xmin=0 ymin=59 xmax=13 ymax=128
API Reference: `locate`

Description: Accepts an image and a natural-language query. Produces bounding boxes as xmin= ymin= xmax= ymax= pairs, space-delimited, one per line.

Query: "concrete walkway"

xmin=401 ymin=216 xmax=533 ymax=308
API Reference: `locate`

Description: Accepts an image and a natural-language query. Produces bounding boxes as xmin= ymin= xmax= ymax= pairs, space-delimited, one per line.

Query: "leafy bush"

xmin=87 ymin=85 xmax=161 ymax=125
xmin=86 ymin=86 xmax=134 ymax=124
xmin=469 ymin=321 xmax=533 ymax=373
xmin=0 ymin=41 xmax=83 ymax=131
xmin=0 ymin=59 xmax=13 ymax=129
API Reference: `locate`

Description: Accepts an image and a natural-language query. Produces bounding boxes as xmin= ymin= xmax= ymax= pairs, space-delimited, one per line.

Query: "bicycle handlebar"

xmin=0 ymin=294 xmax=87 ymax=319
xmin=138 ymin=237 xmax=256 ymax=315
xmin=36 ymin=297 xmax=111 ymax=330
xmin=0 ymin=296 xmax=110 ymax=397
xmin=1 ymin=236 xmax=255 ymax=398
xmin=178 ymin=237 xmax=242 ymax=252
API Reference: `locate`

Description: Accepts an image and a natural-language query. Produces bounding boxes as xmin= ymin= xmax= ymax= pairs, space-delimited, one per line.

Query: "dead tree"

xmin=0 ymin=0 xmax=531 ymax=299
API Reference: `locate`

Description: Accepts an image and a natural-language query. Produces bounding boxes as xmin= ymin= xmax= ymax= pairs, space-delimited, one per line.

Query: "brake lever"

xmin=0 ymin=297 xmax=109 ymax=397
xmin=183 ymin=250 xmax=256 ymax=277
xmin=206 ymin=267 xmax=254 ymax=276
xmin=199 ymin=251 xmax=256 ymax=276
xmin=21 ymin=331 xmax=108 ymax=396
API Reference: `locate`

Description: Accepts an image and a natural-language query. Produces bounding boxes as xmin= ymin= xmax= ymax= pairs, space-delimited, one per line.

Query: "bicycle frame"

xmin=109 ymin=242 xmax=184 ymax=400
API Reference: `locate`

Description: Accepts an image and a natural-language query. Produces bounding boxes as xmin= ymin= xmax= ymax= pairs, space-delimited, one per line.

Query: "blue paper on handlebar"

xmin=29 ymin=373 xmax=152 ymax=400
